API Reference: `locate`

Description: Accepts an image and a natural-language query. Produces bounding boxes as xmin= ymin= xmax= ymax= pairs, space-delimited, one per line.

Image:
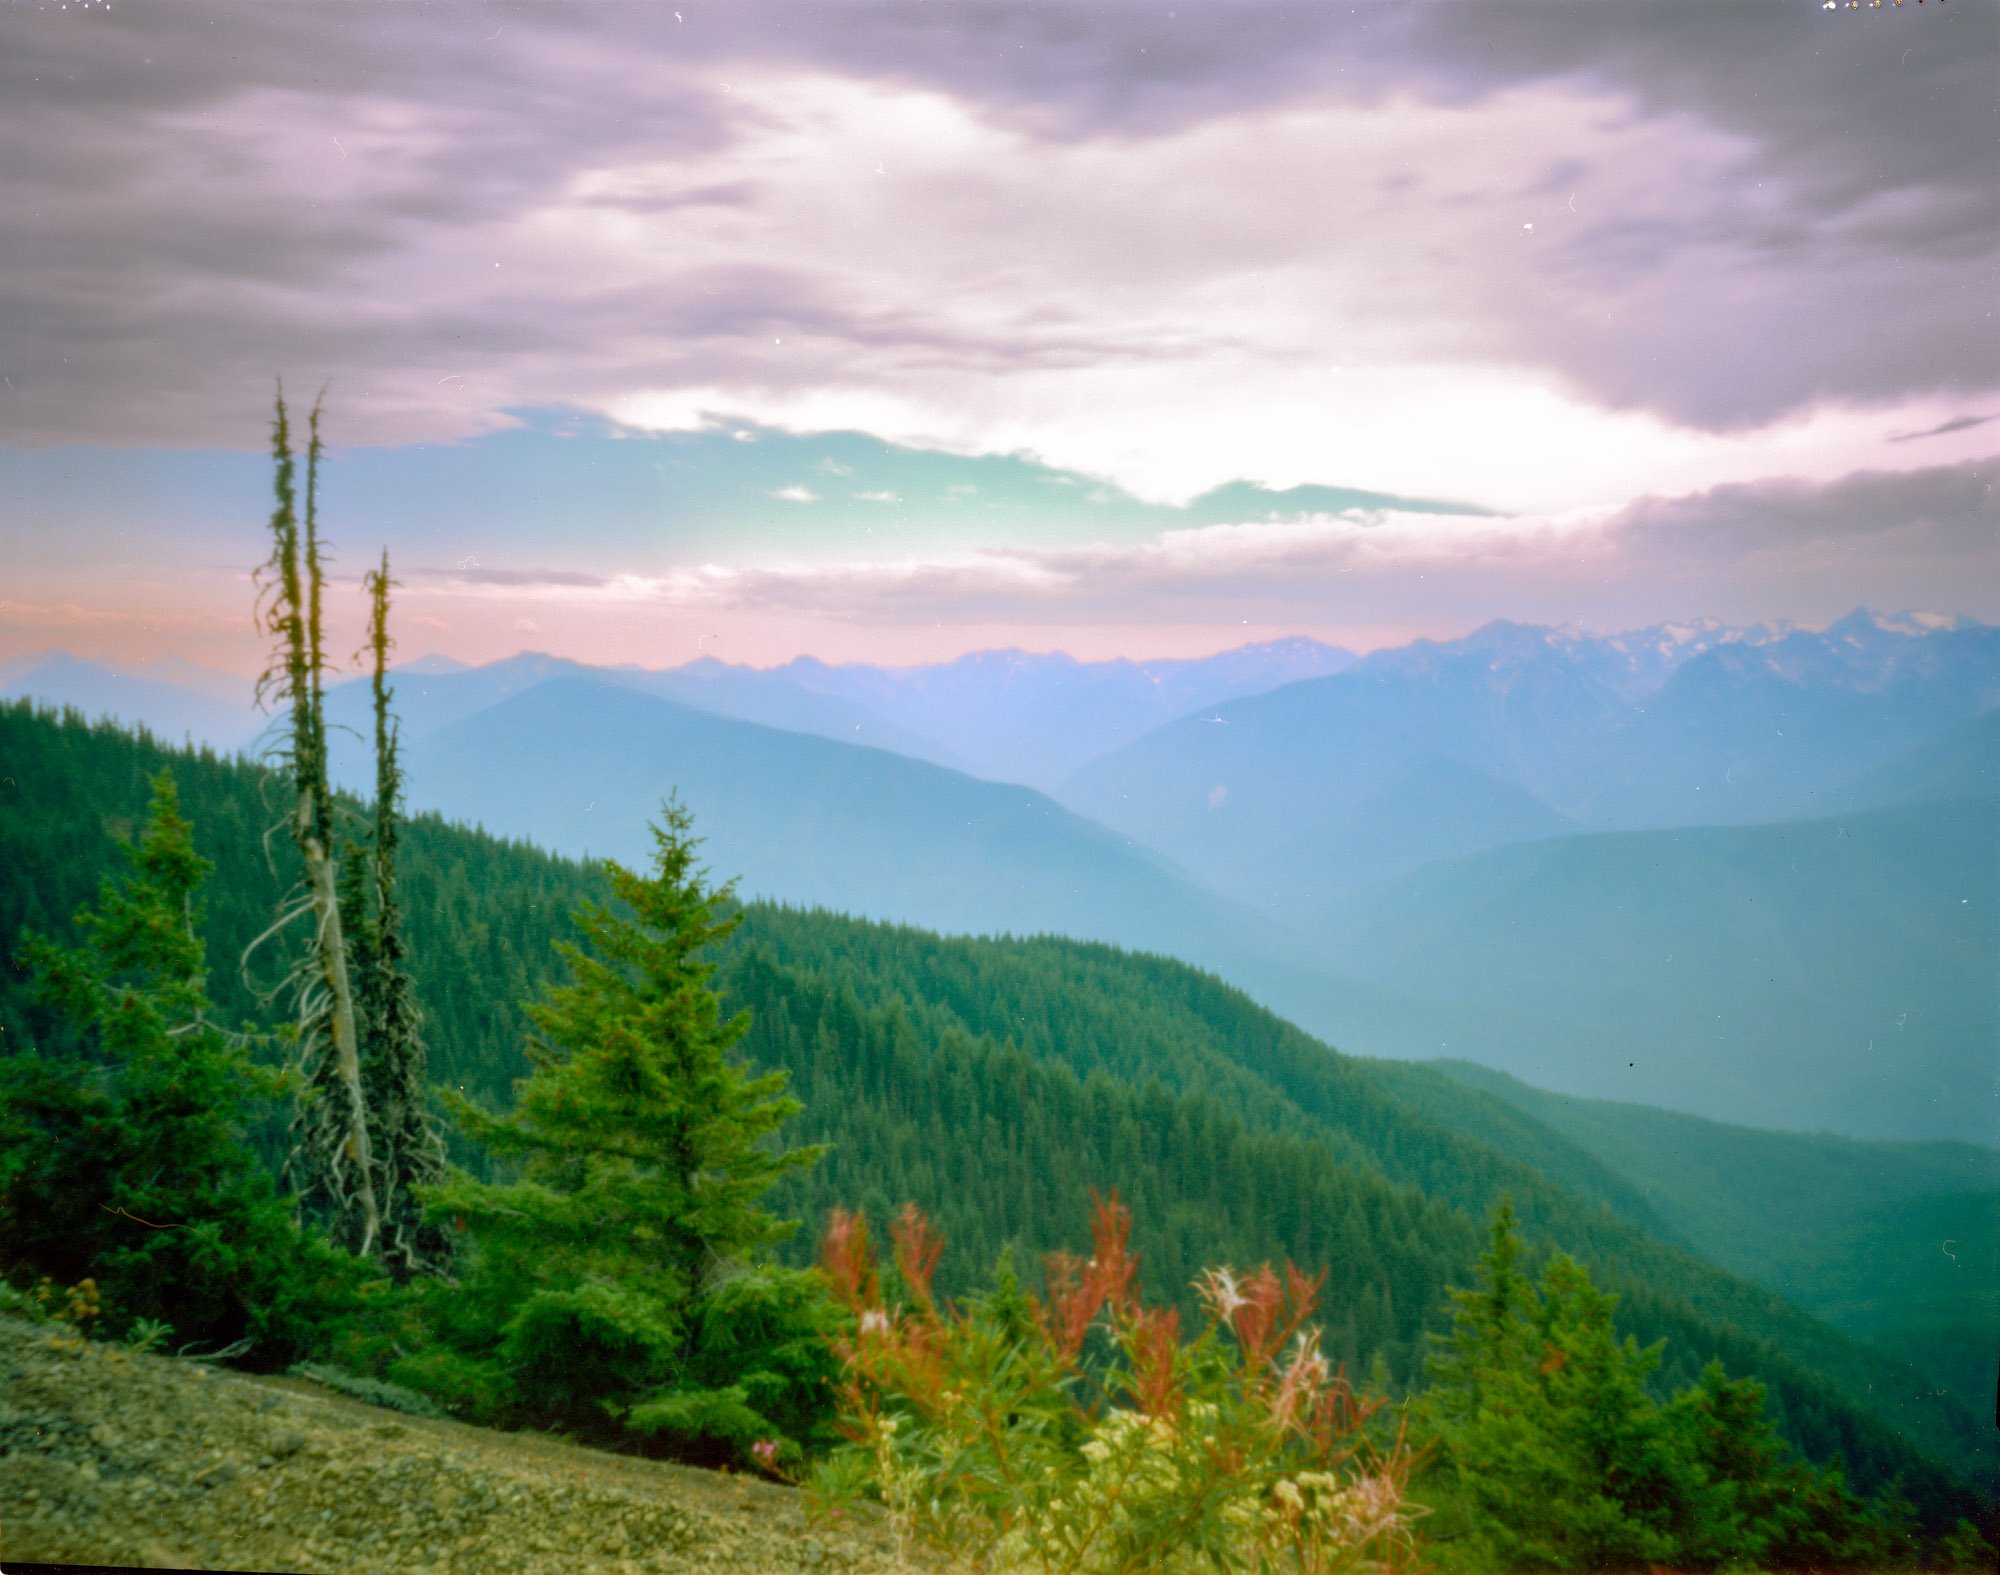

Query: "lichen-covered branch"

xmin=251 ymin=388 xmax=381 ymax=1261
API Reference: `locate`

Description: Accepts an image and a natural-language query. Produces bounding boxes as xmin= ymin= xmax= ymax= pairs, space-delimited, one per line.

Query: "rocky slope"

xmin=0 ymin=1317 xmax=925 ymax=1574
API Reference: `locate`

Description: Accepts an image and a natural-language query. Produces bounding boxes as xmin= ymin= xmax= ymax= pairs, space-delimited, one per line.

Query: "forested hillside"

xmin=1397 ymin=1060 xmax=2000 ymax=1411
xmin=1 ymin=700 xmax=1990 ymax=1526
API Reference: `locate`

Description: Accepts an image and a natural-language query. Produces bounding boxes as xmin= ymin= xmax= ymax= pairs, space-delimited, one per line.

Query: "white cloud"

xmin=6 ymin=16 xmax=1991 ymax=525
xmin=771 ymin=484 xmax=820 ymax=503
xmin=410 ymin=458 xmax=1994 ymax=635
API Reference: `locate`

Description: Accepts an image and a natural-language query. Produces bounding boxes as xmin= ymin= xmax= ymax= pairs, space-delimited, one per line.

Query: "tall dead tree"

xmin=251 ymin=389 xmax=381 ymax=1259
xmin=359 ymin=549 xmax=454 ymax=1281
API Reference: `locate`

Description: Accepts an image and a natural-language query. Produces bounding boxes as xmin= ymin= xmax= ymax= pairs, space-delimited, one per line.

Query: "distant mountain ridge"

xmin=389 ymin=671 xmax=1413 ymax=1054
xmin=1060 ymin=610 xmax=2000 ymax=907
xmin=1312 ymin=794 xmax=1998 ymax=1144
xmin=8 ymin=612 xmax=1992 ymax=1143
xmin=1397 ymin=1061 xmax=1999 ymax=1411
xmin=0 ymin=651 xmax=252 ymax=752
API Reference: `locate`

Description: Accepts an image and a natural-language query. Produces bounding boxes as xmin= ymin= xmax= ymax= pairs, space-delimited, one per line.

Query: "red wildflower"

xmin=821 ymin=1208 xmax=880 ymax=1312
xmin=1040 ymin=1250 xmax=1102 ymax=1362
xmin=1229 ymin=1265 xmax=1286 ymax=1368
xmin=892 ymin=1203 xmax=946 ymax=1311
xmin=1083 ymin=1190 xmax=1139 ymax=1317
xmin=1129 ymin=1305 xmax=1183 ymax=1419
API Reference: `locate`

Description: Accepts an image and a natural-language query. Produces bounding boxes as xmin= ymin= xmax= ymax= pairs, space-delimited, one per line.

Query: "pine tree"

xmin=250 ymin=389 xmax=380 ymax=1258
xmin=1422 ymin=1206 xmax=1927 ymax=1572
xmin=1424 ymin=1195 xmax=1531 ymax=1419
xmin=2 ymin=775 xmax=326 ymax=1357
xmin=355 ymin=550 xmax=453 ymax=1283
xmin=1424 ymin=1205 xmax=1687 ymax=1570
xmin=414 ymin=803 xmax=835 ymax=1461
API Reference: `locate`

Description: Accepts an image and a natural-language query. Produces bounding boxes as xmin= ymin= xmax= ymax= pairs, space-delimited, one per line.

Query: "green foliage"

xmin=1423 ymin=1204 xmax=1927 ymax=1571
xmin=354 ymin=548 xmax=454 ymax=1283
xmin=1937 ymin=1517 xmax=2000 ymax=1573
xmin=412 ymin=804 xmax=835 ymax=1464
xmin=1412 ymin=1058 xmax=2000 ymax=1414
xmin=813 ymin=1194 xmax=1422 ymax=1574
xmin=0 ymin=706 xmax=1988 ymax=1539
xmin=0 ymin=773 xmax=359 ymax=1364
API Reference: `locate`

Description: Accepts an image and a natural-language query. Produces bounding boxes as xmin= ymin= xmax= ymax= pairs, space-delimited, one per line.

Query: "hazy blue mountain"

xmin=353 ymin=636 xmax=1357 ymax=799
xmin=1060 ymin=623 xmax=1610 ymax=905
xmin=392 ymin=672 xmax=1418 ymax=1047
xmin=1401 ymin=1061 xmax=2000 ymax=1410
xmin=395 ymin=653 xmax=472 ymax=676
xmin=1831 ymin=706 xmax=2000 ymax=812
xmin=1312 ymin=796 xmax=1998 ymax=1145
xmin=1568 ymin=628 xmax=2000 ymax=826
xmin=0 ymin=651 xmax=255 ymax=752
xmin=756 ymin=637 xmax=1356 ymax=788
xmin=634 ymin=660 xmax=966 ymax=769
xmin=322 ymin=652 xmax=950 ymax=788
xmin=1060 ymin=613 xmax=2000 ymax=914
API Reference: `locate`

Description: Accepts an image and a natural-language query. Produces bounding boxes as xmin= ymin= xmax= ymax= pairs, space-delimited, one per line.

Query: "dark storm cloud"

xmin=0 ymin=1 xmax=1993 ymax=454
xmin=1399 ymin=1 xmax=1999 ymax=425
xmin=1891 ymin=414 xmax=1994 ymax=444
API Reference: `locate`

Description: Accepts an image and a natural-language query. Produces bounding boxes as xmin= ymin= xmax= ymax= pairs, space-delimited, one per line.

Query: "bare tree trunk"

xmin=302 ymin=810 xmax=379 ymax=1257
xmin=255 ymin=388 xmax=381 ymax=1261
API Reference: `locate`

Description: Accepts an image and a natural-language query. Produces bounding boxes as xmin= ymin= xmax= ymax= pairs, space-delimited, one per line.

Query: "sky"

xmin=0 ymin=0 xmax=1994 ymax=673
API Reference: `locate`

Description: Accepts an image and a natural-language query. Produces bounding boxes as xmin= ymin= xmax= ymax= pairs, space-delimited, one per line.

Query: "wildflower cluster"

xmin=813 ymin=1194 xmax=1421 ymax=1574
xmin=7 ymin=1274 xmax=104 ymax=1331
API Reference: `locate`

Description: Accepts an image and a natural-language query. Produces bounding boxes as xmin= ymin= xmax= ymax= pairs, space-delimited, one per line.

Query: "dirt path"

xmin=0 ymin=1316 xmax=933 ymax=1573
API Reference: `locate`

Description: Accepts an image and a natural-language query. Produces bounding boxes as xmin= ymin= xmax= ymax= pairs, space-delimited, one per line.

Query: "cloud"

xmin=512 ymin=617 xmax=542 ymax=633
xmin=1605 ymin=462 xmax=1997 ymax=560
xmin=416 ymin=566 xmax=609 ymax=588
xmin=1 ymin=1 xmax=1991 ymax=515
xmin=771 ymin=485 xmax=820 ymax=503
xmin=1891 ymin=414 xmax=1994 ymax=444
xmin=0 ymin=599 xmax=134 ymax=630
xmin=855 ymin=490 xmax=901 ymax=503
xmin=460 ymin=459 xmax=1994 ymax=635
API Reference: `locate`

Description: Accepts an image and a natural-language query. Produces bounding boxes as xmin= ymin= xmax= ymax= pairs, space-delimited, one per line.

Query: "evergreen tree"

xmin=409 ymin=803 xmax=836 ymax=1462
xmin=251 ymin=389 xmax=379 ymax=1257
xmin=355 ymin=550 xmax=453 ymax=1283
xmin=1424 ymin=1205 xmax=1929 ymax=1571
xmin=0 ymin=775 xmax=340 ymax=1359
xmin=1425 ymin=1216 xmax=1693 ymax=1569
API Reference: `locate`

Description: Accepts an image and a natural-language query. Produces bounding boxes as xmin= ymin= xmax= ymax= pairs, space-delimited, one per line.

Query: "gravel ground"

xmin=0 ymin=1316 xmax=932 ymax=1574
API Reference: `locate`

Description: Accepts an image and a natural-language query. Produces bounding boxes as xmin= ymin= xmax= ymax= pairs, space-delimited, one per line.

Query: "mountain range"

xmin=2 ymin=699 xmax=1991 ymax=1517
xmin=6 ymin=609 xmax=1993 ymax=1143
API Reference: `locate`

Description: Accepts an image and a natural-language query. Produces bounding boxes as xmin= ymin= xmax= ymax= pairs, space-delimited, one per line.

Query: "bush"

xmin=0 ymin=774 xmax=367 ymax=1369
xmin=811 ymin=1192 xmax=1422 ymax=1574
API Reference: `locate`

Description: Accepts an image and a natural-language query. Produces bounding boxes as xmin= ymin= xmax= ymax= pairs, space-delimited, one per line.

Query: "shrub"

xmin=812 ymin=1192 xmax=1422 ymax=1575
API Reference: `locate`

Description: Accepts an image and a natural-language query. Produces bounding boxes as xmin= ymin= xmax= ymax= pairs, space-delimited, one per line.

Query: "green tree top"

xmin=4 ymin=774 xmax=325 ymax=1358
xmin=1422 ymin=1204 xmax=1925 ymax=1572
xmin=413 ymin=801 xmax=834 ymax=1463
xmin=441 ymin=803 xmax=823 ymax=1312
